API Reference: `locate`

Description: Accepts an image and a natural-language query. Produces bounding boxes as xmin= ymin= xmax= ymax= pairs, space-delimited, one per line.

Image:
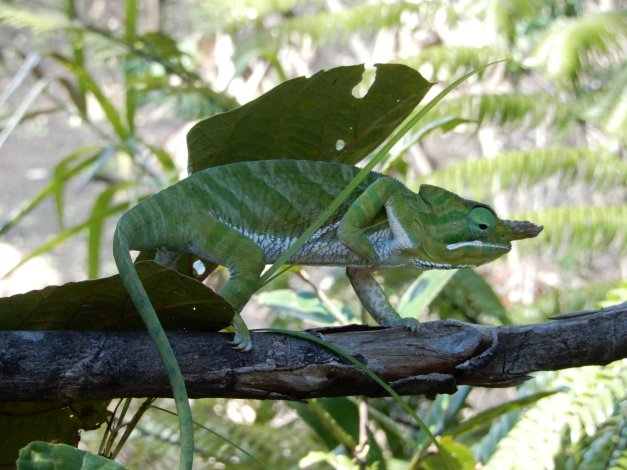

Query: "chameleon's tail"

xmin=113 ymin=222 xmax=194 ymax=470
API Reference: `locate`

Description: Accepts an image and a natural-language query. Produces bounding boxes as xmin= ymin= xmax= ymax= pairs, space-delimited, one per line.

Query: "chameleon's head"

xmin=414 ymin=185 xmax=543 ymax=267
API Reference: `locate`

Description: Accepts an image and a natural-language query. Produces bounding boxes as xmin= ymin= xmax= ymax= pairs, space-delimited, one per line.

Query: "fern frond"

xmin=515 ymin=204 xmax=627 ymax=256
xmin=402 ymin=45 xmax=507 ymax=80
xmin=584 ymin=64 xmax=627 ymax=142
xmin=554 ymin=405 xmax=627 ymax=470
xmin=426 ymin=92 xmax=573 ymax=130
xmin=525 ymin=9 xmax=627 ymax=82
xmin=425 ymin=148 xmax=627 ymax=201
xmin=243 ymin=1 xmax=436 ymax=52
xmin=191 ymin=0 xmax=301 ymax=32
xmin=486 ymin=0 xmax=552 ymax=45
xmin=130 ymin=399 xmax=315 ymax=469
xmin=280 ymin=2 xmax=432 ymax=42
xmin=507 ymin=280 xmax=623 ymax=325
xmin=599 ymin=280 xmax=627 ymax=308
xmin=483 ymin=362 xmax=627 ymax=469
xmin=0 ymin=5 xmax=77 ymax=34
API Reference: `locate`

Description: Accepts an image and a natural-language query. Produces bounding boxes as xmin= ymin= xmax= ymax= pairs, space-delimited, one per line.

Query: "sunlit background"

xmin=1 ymin=1 xmax=625 ymax=468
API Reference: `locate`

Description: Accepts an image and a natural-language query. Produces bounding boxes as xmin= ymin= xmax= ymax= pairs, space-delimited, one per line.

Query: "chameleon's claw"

xmin=387 ymin=317 xmax=421 ymax=334
xmin=229 ymin=339 xmax=252 ymax=352
xmin=230 ymin=313 xmax=253 ymax=352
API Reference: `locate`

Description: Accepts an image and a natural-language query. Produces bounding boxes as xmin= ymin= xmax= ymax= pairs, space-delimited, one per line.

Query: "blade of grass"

xmin=0 ymin=78 xmax=50 ymax=152
xmin=264 ymin=328 xmax=455 ymax=469
xmin=51 ymin=53 xmax=130 ymax=141
xmin=0 ymin=53 xmax=41 ymax=110
xmin=88 ymin=182 xmax=133 ymax=279
xmin=258 ymin=61 xmax=503 ymax=288
xmin=444 ymin=389 xmax=564 ymax=438
xmin=150 ymin=405 xmax=272 ymax=470
xmin=124 ymin=0 xmax=138 ymax=134
xmin=379 ymin=116 xmax=471 ymax=173
xmin=2 ymin=202 xmax=129 ymax=279
xmin=0 ymin=146 xmax=102 ymax=235
xmin=65 ymin=0 xmax=87 ymax=117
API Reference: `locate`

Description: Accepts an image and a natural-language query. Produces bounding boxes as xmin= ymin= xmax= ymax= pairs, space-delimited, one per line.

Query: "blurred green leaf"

xmin=257 ymin=289 xmax=356 ymax=326
xmin=263 ymin=1 xmax=431 ymax=46
xmin=0 ymin=146 xmax=102 ymax=235
xmin=402 ymin=45 xmax=507 ymax=80
xmin=430 ymin=269 xmax=507 ymax=324
xmin=446 ymin=389 xmax=563 ymax=439
xmin=3 ymin=202 xmax=129 ymax=277
xmin=380 ymin=116 xmax=471 ymax=173
xmin=482 ymin=363 xmax=627 ymax=468
xmin=397 ymin=270 xmax=457 ymax=319
xmin=87 ymin=183 xmax=133 ymax=279
xmin=295 ymin=399 xmax=358 ymax=450
xmin=51 ymin=53 xmax=130 ymax=140
xmin=516 ymin=204 xmax=627 ymax=256
xmin=584 ymin=64 xmax=627 ymax=142
xmin=17 ymin=441 xmax=126 ymax=470
xmin=526 ymin=9 xmax=627 ymax=82
xmin=429 ymin=92 xmax=573 ymax=130
xmin=0 ymin=261 xmax=232 ymax=331
xmin=420 ymin=436 xmax=475 ymax=470
xmin=1 ymin=402 xmax=109 ymax=469
xmin=187 ymin=63 xmax=433 ymax=172
xmin=0 ymin=5 xmax=77 ymax=34
xmin=426 ymin=147 xmax=626 ymax=201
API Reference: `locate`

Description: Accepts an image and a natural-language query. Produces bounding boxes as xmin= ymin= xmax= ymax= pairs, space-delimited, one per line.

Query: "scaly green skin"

xmin=113 ymin=160 xmax=542 ymax=470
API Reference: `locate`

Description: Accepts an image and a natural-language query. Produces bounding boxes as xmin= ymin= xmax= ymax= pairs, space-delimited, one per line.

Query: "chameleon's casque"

xmin=113 ymin=159 xmax=542 ymax=470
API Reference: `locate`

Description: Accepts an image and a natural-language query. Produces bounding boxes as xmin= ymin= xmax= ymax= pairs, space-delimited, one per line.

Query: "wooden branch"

xmin=0 ymin=303 xmax=625 ymax=401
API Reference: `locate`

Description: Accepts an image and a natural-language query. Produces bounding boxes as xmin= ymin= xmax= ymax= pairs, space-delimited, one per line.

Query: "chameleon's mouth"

xmin=446 ymin=240 xmax=511 ymax=251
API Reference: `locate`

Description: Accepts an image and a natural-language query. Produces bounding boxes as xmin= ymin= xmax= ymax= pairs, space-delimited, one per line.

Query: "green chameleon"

xmin=113 ymin=159 xmax=542 ymax=469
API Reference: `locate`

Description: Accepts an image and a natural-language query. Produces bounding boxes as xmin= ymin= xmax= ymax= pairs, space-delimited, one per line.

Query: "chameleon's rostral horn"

xmin=502 ymin=219 xmax=543 ymax=241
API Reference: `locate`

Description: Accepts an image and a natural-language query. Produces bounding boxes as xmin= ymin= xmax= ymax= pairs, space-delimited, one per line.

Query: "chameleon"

xmin=113 ymin=159 xmax=542 ymax=469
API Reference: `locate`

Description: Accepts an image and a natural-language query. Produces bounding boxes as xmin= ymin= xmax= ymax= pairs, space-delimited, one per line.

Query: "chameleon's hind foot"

xmin=387 ymin=317 xmax=421 ymax=334
xmin=229 ymin=313 xmax=252 ymax=352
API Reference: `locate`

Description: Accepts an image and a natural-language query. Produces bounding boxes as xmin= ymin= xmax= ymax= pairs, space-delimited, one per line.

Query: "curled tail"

xmin=113 ymin=221 xmax=194 ymax=470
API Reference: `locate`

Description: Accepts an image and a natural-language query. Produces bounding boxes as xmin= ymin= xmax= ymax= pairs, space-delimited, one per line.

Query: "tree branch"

xmin=0 ymin=303 xmax=625 ymax=401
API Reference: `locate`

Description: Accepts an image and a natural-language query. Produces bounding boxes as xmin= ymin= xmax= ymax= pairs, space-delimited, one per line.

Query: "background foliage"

xmin=0 ymin=0 xmax=625 ymax=469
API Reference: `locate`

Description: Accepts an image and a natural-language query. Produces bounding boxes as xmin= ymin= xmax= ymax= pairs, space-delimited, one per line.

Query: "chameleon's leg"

xmin=347 ymin=267 xmax=421 ymax=333
xmin=187 ymin=217 xmax=266 ymax=352
xmin=337 ymin=177 xmax=403 ymax=261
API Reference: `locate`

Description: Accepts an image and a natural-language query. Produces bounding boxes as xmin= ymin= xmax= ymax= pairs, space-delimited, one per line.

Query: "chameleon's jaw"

xmin=502 ymin=219 xmax=544 ymax=241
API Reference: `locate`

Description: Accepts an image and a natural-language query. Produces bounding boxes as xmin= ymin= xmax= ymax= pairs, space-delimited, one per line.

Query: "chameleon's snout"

xmin=502 ymin=219 xmax=543 ymax=241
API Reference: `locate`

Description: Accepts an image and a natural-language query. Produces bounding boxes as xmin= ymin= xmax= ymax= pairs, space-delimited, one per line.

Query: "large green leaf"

xmin=257 ymin=289 xmax=357 ymax=326
xmin=2 ymin=402 xmax=109 ymax=469
xmin=397 ymin=270 xmax=458 ymax=319
xmin=0 ymin=261 xmax=233 ymax=331
xmin=430 ymin=269 xmax=508 ymax=325
xmin=17 ymin=441 xmax=126 ymax=470
xmin=187 ymin=63 xmax=432 ymax=172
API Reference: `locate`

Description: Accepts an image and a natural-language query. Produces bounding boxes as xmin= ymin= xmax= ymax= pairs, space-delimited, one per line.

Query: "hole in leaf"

xmin=351 ymin=65 xmax=376 ymax=98
xmin=336 ymin=139 xmax=345 ymax=151
xmin=193 ymin=260 xmax=206 ymax=276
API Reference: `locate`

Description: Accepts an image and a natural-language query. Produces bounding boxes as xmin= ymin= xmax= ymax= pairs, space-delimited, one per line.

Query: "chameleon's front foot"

xmin=385 ymin=317 xmax=421 ymax=334
xmin=229 ymin=313 xmax=253 ymax=352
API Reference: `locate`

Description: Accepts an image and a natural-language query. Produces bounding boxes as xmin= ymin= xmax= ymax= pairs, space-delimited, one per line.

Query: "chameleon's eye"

xmin=468 ymin=206 xmax=496 ymax=238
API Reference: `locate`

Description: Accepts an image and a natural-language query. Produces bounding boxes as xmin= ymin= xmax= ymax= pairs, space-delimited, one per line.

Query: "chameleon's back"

xmin=180 ymin=160 xmax=390 ymax=237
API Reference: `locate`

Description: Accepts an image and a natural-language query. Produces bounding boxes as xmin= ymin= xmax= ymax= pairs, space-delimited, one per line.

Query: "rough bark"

xmin=0 ymin=302 xmax=624 ymax=401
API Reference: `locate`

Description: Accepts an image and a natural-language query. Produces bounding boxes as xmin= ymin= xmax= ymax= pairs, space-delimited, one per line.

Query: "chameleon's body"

xmin=113 ymin=160 xmax=542 ymax=470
